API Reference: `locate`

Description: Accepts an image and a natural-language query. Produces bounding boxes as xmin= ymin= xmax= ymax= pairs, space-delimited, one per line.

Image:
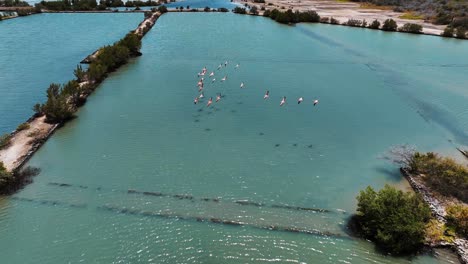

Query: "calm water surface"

xmin=1 ymin=13 xmax=467 ymax=263
xmin=0 ymin=13 xmax=142 ymax=134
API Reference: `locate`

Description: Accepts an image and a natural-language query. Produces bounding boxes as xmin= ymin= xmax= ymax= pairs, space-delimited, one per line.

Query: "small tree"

xmin=399 ymin=23 xmax=423 ymax=34
xmin=74 ymin=64 xmax=86 ymax=82
xmin=157 ymin=5 xmax=167 ymax=13
xmin=446 ymin=204 xmax=468 ymax=237
xmin=369 ymin=19 xmax=380 ymax=29
xmin=382 ymin=19 xmax=397 ymax=31
xmin=250 ymin=5 xmax=258 ymax=15
xmin=441 ymin=26 xmax=454 ymax=37
xmin=354 ymin=185 xmax=431 ymax=254
xmin=455 ymin=27 xmax=467 ymax=39
xmin=32 ymin=103 xmax=43 ymax=116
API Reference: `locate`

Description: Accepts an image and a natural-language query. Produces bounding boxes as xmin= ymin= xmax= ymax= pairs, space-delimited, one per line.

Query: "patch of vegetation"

xmin=0 ymin=134 xmax=12 ymax=150
xmin=382 ymin=18 xmax=397 ymax=31
xmin=455 ymin=27 xmax=467 ymax=39
xmin=398 ymin=23 xmax=423 ymax=33
xmin=263 ymin=9 xmax=320 ymax=24
xmin=330 ymin=17 xmax=340 ymax=24
xmin=0 ymin=162 xmax=13 ymax=188
xmin=233 ymin=6 xmax=247 ymax=14
xmin=446 ymin=204 xmax=468 ymax=237
xmin=0 ymin=164 xmax=41 ymax=195
xmin=249 ymin=5 xmax=258 ymax=15
xmin=16 ymin=122 xmax=30 ymax=131
xmin=441 ymin=26 xmax=454 ymax=37
xmin=0 ymin=0 xmax=30 ymax=7
xmin=409 ymin=152 xmax=468 ymax=203
xmin=158 ymin=5 xmax=167 ymax=13
xmin=35 ymin=32 xmax=142 ymax=124
xmin=425 ymin=219 xmax=456 ymax=244
xmin=346 ymin=18 xmax=367 ymax=27
xmin=351 ymin=185 xmax=431 ymax=255
xmin=218 ymin=7 xmax=228 ymax=12
xmin=399 ymin=11 xmax=424 ymax=20
xmin=351 ymin=0 xmax=468 ymax=29
xmin=368 ymin=19 xmax=380 ymax=29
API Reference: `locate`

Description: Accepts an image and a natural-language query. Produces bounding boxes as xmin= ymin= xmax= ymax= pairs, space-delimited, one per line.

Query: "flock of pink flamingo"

xmin=193 ymin=61 xmax=319 ymax=107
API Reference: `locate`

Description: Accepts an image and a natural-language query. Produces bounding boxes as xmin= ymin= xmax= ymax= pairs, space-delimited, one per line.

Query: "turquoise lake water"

xmin=0 ymin=13 xmax=142 ymax=134
xmin=1 ymin=12 xmax=468 ymax=263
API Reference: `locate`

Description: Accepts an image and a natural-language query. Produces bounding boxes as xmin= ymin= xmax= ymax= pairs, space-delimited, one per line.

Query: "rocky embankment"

xmin=400 ymin=168 xmax=468 ymax=264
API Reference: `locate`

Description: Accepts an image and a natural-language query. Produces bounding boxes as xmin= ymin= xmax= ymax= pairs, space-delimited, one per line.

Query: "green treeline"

xmin=352 ymin=185 xmax=431 ymax=254
xmin=0 ymin=0 xmax=30 ymax=7
xmin=262 ymin=9 xmax=320 ymax=24
xmin=35 ymin=32 xmax=142 ymax=123
xmin=37 ymin=0 xmax=160 ymax=11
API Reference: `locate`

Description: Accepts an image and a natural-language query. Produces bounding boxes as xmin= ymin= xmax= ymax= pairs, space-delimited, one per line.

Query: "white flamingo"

xmin=216 ymin=94 xmax=221 ymax=102
xmin=298 ymin=97 xmax=303 ymax=104
xmin=209 ymin=72 xmax=214 ymax=77
xmin=264 ymin=90 xmax=269 ymax=99
xmin=313 ymin=99 xmax=319 ymax=106
xmin=221 ymin=76 xmax=227 ymax=82
xmin=240 ymin=82 xmax=244 ymax=88
xmin=280 ymin=96 xmax=286 ymax=106
xmin=199 ymin=93 xmax=204 ymax=99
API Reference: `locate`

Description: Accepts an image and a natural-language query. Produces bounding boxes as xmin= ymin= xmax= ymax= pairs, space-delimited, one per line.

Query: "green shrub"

xmin=441 ymin=26 xmax=454 ymax=37
xmin=382 ymin=18 xmax=397 ymax=31
xmin=0 ymin=134 xmax=12 ymax=149
xmin=218 ymin=7 xmax=228 ymax=12
xmin=0 ymin=162 xmax=12 ymax=187
xmin=263 ymin=9 xmax=320 ymax=24
xmin=455 ymin=27 xmax=467 ymax=39
xmin=399 ymin=23 xmax=423 ymax=33
xmin=353 ymin=185 xmax=431 ymax=254
xmin=250 ymin=5 xmax=258 ymax=15
xmin=410 ymin=152 xmax=468 ymax=203
xmin=233 ymin=6 xmax=247 ymax=14
xmin=157 ymin=5 xmax=167 ymax=13
xmin=446 ymin=204 xmax=468 ymax=237
xmin=369 ymin=19 xmax=381 ymax=30
xmin=330 ymin=17 xmax=339 ymax=24
xmin=346 ymin=19 xmax=362 ymax=27
xmin=16 ymin=122 xmax=30 ymax=131
xmin=41 ymin=83 xmax=74 ymax=123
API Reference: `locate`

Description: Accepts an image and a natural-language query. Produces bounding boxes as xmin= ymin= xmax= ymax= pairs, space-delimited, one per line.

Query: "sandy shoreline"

xmin=235 ymin=0 xmax=445 ymax=36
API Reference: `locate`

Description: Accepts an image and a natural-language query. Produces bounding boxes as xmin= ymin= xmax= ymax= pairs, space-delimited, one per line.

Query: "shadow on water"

xmin=374 ymin=167 xmax=403 ymax=182
xmin=296 ymin=23 xmax=468 ymax=146
xmin=48 ymin=182 xmax=336 ymax=214
xmin=10 ymin=196 xmax=347 ymax=240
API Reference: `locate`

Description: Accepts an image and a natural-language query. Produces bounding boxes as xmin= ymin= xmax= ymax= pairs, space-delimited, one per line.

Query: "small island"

xmin=349 ymin=146 xmax=468 ymax=263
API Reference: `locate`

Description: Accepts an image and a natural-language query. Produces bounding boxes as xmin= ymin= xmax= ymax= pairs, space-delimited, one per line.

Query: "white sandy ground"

xmin=235 ymin=0 xmax=445 ymax=35
xmin=0 ymin=116 xmax=54 ymax=172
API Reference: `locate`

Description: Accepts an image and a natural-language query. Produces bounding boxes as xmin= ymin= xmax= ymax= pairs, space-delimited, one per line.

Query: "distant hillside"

xmin=352 ymin=0 xmax=468 ymax=27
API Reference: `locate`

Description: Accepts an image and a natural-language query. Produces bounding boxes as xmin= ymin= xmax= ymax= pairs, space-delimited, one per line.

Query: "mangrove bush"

xmin=352 ymin=185 xmax=431 ymax=254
